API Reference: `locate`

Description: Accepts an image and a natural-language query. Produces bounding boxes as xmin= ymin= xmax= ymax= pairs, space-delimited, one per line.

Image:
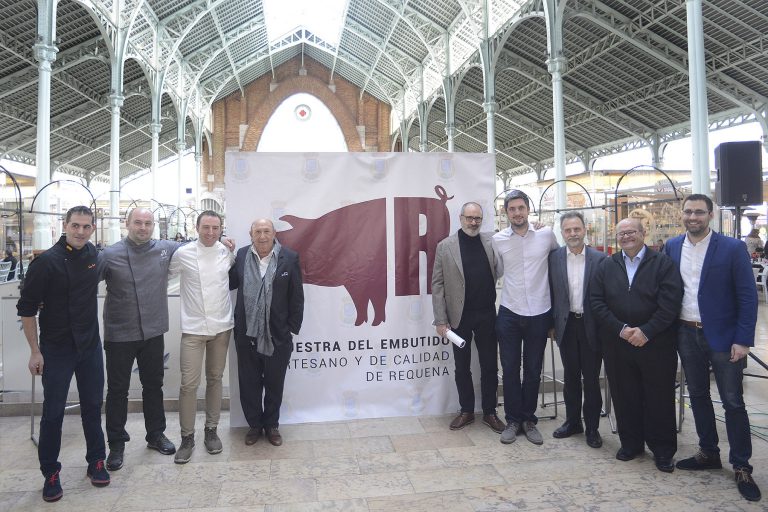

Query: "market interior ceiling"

xmin=0 ymin=0 xmax=766 ymax=186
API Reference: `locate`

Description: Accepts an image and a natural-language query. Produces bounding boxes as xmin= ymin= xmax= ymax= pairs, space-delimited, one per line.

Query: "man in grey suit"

xmin=432 ymin=202 xmax=505 ymax=433
xmin=548 ymin=211 xmax=606 ymax=448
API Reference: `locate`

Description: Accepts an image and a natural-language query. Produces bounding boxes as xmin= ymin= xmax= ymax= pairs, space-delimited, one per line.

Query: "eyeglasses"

xmin=617 ymin=230 xmax=638 ymax=238
xmin=461 ymin=215 xmax=483 ymax=223
xmin=682 ymin=209 xmax=709 ymax=217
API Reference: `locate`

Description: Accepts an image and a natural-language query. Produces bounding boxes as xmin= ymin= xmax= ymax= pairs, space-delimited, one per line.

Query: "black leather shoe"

xmin=655 ymin=456 xmax=675 ymax=473
xmin=616 ymin=447 xmax=642 ymax=461
xmin=585 ymin=429 xmax=602 ymax=448
xmin=676 ymin=450 xmax=722 ymax=470
xmin=735 ymin=467 xmax=762 ymax=502
xmin=552 ymin=422 xmax=584 ymax=439
xmin=147 ymin=433 xmax=176 ymax=455
xmin=449 ymin=412 xmax=475 ymax=430
xmin=106 ymin=443 xmax=124 ymax=471
xmin=245 ymin=427 xmax=261 ymax=446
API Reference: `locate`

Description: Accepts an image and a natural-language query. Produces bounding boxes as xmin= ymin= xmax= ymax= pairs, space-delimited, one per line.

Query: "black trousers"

xmin=104 ymin=335 xmax=167 ymax=444
xmin=603 ymin=335 xmax=678 ymax=458
xmin=235 ymin=335 xmax=292 ymax=429
xmin=452 ymin=307 xmax=498 ymax=415
xmin=558 ymin=315 xmax=603 ymax=430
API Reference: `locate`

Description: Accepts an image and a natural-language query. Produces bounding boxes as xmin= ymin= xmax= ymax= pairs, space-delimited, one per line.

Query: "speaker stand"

xmin=745 ymin=352 xmax=768 ymax=380
xmin=734 ymin=205 xmax=743 ymax=239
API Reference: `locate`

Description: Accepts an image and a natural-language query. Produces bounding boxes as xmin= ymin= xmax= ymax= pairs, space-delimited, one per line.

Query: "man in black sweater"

xmin=590 ymin=217 xmax=683 ymax=473
xmin=17 ymin=206 xmax=109 ymax=502
xmin=431 ymin=202 xmax=505 ymax=433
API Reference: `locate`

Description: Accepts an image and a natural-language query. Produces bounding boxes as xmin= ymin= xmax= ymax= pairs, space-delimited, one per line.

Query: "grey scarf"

xmin=243 ymin=240 xmax=281 ymax=355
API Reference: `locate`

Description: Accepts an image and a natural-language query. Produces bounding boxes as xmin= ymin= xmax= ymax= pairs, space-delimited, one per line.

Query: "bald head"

xmin=250 ymin=218 xmax=275 ymax=232
xmin=127 ymin=207 xmax=152 ymax=223
xmin=250 ymin=218 xmax=276 ymax=258
xmin=616 ymin=217 xmax=645 ymax=258
xmin=618 ymin=217 xmax=643 ymax=233
xmin=126 ymin=207 xmax=155 ymax=245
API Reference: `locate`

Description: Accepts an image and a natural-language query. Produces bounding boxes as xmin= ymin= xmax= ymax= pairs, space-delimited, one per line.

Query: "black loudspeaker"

xmin=714 ymin=141 xmax=763 ymax=207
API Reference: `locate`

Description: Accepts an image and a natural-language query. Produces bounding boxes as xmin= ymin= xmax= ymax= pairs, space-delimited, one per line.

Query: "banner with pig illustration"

xmin=225 ymin=152 xmax=496 ymax=424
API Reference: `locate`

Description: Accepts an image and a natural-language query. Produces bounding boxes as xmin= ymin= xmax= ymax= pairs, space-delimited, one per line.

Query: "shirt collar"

xmin=250 ymin=245 xmax=273 ymax=260
xmin=684 ymin=228 xmax=713 ymax=247
xmin=505 ymin=224 xmax=533 ymax=237
xmin=623 ymin=245 xmax=646 ymax=263
xmin=567 ymin=245 xmax=585 ymax=257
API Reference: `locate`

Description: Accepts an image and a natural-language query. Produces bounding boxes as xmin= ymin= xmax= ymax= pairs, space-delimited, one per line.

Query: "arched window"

xmin=257 ymin=93 xmax=347 ymax=152
xmin=201 ymin=198 xmax=223 ymax=213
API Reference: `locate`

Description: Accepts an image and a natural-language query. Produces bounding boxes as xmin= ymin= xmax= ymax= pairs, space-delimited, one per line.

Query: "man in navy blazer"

xmin=548 ymin=211 xmax=606 ymax=448
xmin=664 ymin=194 xmax=761 ymax=502
xmin=229 ymin=218 xmax=304 ymax=447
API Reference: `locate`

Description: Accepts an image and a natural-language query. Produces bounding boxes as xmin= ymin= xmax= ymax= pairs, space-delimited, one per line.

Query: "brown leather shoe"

xmin=245 ymin=427 xmax=261 ymax=446
xmin=482 ymin=414 xmax=506 ymax=434
xmin=265 ymin=427 xmax=283 ymax=446
xmin=449 ymin=412 xmax=475 ymax=430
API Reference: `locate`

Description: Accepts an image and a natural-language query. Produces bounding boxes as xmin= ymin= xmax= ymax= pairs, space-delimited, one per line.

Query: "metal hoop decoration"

xmin=0 ymin=165 xmax=24 ymax=282
xmin=537 ymin=179 xmax=595 ymax=215
xmin=28 ymin=179 xmax=99 ymax=249
xmin=612 ymin=165 xmax=682 ymax=226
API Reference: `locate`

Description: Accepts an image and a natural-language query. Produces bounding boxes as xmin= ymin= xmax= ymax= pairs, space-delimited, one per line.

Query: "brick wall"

xmin=207 ymin=55 xmax=392 ymax=190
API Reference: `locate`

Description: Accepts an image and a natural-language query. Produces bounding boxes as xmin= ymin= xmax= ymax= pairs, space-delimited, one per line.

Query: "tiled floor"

xmin=1 ymin=305 xmax=767 ymax=511
xmin=1 ymin=399 xmax=766 ymax=510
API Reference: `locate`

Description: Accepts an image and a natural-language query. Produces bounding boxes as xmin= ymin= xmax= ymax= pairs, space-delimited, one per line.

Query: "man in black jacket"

xmin=590 ymin=217 xmax=683 ymax=473
xmin=229 ymin=218 xmax=304 ymax=447
xmin=2 ymin=249 xmax=17 ymax=280
xmin=17 ymin=206 xmax=110 ymax=502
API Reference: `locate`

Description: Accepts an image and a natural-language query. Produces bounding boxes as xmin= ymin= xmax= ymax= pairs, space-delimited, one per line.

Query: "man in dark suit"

xmin=431 ymin=202 xmax=505 ymax=433
xmin=229 ymin=218 xmax=304 ymax=447
xmin=3 ymin=249 xmax=17 ymax=280
xmin=590 ymin=217 xmax=682 ymax=473
xmin=548 ymin=211 xmax=606 ymax=448
xmin=664 ymin=194 xmax=761 ymax=502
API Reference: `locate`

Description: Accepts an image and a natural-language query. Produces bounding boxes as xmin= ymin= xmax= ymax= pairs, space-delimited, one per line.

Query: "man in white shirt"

xmin=493 ymin=190 xmax=559 ymax=445
xmin=168 ymin=211 xmax=235 ymax=464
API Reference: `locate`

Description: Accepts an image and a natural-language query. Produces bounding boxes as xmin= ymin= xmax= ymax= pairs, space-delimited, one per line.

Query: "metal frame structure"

xmin=1 ymin=0 xmax=766 ymax=191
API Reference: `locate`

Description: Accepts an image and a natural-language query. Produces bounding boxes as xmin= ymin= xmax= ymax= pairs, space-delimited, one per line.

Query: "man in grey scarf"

xmin=230 ymin=218 xmax=304 ymax=446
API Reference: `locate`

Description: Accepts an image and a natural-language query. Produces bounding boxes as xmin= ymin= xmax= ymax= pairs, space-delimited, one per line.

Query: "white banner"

xmin=225 ymin=152 xmax=496 ymax=424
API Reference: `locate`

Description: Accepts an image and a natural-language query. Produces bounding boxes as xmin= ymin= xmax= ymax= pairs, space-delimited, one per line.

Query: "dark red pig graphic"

xmin=277 ymin=186 xmax=453 ymax=326
xmin=278 ymin=199 xmax=387 ymax=326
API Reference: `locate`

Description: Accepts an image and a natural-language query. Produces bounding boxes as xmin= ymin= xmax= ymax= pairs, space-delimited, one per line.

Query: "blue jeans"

xmin=496 ymin=306 xmax=551 ymax=424
xmin=39 ymin=339 xmax=106 ymax=477
xmin=678 ymin=324 xmax=752 ymax=471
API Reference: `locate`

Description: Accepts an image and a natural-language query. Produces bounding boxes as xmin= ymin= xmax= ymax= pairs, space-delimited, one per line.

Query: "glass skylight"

xmin=263 ymin=0 xmax=349 ymax=47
